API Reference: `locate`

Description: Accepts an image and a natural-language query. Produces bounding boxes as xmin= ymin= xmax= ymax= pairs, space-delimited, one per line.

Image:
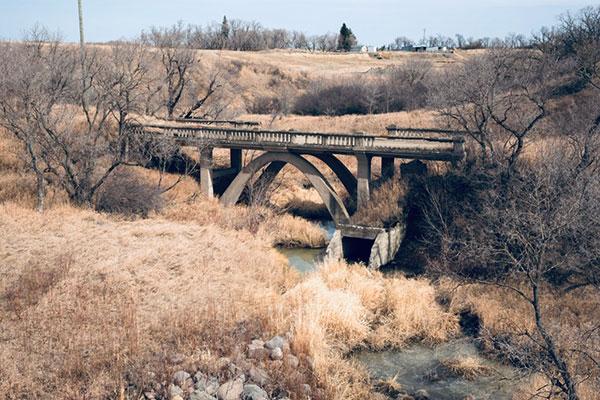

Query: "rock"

xmin=247 ymin=343 xmax=269 ymax=360
xmin=168 ymin=384 xmax=184 ymax=399
xmin=251 ymin=339 xmax=265 ymax=347
xmin=204 ymin=378 xmax=219 ymax=396
xmin=265 ymin=336 xmax=285 ymax=350
xmin=248 ymin=366 xmax=271 ymax=386
xmin=300 ymin=384 xmax=311 ymax=398
xmin=270 ymin=347 xmax=283 ymax=360
xmin=414 ymin=389 xmax=430 ymax=400
xmin=229 ymin=362 xmax=244 ymax=377
xmin=173 ymin=370 xmax=191 ymax=387
xmin=284 ymin=354 xmax=299 ymax=369
xmin=143 ymin=391 xmax=156 ymax=400
xmin=243 ymin=384 xmax=268 ymax=400
xmin=172 ymin=396 xmax=184 ymax=400
xmin=464 ymin=396 xmax=475 ymax=400
xmin=190 ymin=391 xmax=217 ymax=400
xmin=217 ymin=379 xmax=244 ymax=400
xmin=185 ymin=378 xmax=196 ymax=394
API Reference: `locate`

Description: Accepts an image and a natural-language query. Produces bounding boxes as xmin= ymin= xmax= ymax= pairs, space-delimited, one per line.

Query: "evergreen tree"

xmin=337 ymin=23 xmax=357 ymax=51
xmin=220 ymin=16 xmax=230 ymax=39
xmin=220 ymin=16 xmax=230 ymax=49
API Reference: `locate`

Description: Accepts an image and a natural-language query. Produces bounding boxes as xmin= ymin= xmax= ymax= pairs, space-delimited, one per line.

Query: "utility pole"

xmin=78 ymin=0 xmax=88 ymax=110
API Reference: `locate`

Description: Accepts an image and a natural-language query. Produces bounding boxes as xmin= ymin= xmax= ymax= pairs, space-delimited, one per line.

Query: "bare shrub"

xmin=350 ymin=179 xmax=406 ymax=227
xmin=248 ymin=95 xmax=285 ymax=114
xmin=95 ymin=169 xmax=164 ymax=217
xmin=294 ymin=81 xmax=370 ymax=116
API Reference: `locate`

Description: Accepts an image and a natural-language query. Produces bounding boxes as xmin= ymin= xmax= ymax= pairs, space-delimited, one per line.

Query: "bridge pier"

xmin=381 ymin=157 xmax=395 ymax=179
xmin=199 ymin=146 xmax=214 ymax=198
xmin=356 ymin=153 xmax=371 ymax=209
xmin=230 ymin=149 xmax=242 ymax=173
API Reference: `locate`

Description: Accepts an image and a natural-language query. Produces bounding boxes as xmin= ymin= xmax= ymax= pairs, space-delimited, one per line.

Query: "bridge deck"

xmin=131 ymin=123 xmax=465 ymax=161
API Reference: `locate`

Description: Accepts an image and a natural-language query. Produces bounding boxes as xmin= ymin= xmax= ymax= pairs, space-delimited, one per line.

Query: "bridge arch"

xmin=220 ymin=152 xmax=350 ymax=224
xmin=251 ymin=153 xmax=357 ymax=202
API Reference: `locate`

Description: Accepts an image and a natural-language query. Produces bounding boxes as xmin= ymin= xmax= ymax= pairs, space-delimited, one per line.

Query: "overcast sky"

xmin=0 ymin=1 xmax=593 ymax=45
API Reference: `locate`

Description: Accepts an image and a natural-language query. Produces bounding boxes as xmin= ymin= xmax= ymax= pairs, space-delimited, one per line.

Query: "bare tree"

xmin=0 ymin=27 xmax=74 ymax=211
xmin=141 ymin=22 xmax=197 ymax=119
xmin=432 ymin=49 xmax=558 ymax=173
xmin=420 ymin=142 xmax=600 ymax=399
xmin=0 ymin=28 xmax=159 ymax=208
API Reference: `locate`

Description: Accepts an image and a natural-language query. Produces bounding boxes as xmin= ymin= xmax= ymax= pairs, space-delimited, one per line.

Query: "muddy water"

xmin=277 ymin=220 xmax=335 ymax=273
xmin=353 ymin=339 xmax=519 ymax=400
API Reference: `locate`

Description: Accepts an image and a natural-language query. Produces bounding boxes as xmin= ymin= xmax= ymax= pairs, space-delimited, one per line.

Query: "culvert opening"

xmin=342 ymin=236 xmax=375 ymax=264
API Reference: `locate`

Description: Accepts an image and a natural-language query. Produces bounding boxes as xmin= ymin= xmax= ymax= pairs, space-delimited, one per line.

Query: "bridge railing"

xmin=128 ymin=123 xmax=464 ymax=159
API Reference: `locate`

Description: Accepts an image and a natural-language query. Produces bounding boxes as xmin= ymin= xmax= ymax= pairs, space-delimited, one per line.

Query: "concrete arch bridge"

xmin=129 ymin=123 xmax=464 ymax=225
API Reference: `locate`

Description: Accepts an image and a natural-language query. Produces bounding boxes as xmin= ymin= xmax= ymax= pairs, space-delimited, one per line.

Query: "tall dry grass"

xmin=0 ymin=202 xmax=297 ymax=398
xmin=350 ymin=179 xmax=407 ymax=227
xmin=281 ymin=260 xmax=459 ymax=400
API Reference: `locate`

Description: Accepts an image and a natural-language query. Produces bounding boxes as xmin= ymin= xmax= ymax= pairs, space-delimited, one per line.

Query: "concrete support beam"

xmin=230 ymin=149 xmax=242 ymax=172
xmin=381 ymin=157 xmax=395 ymax=179
xmin=356 ymin=153 xmax=372 ymax=210
xmin=199 ymin=146 xmax=214 ymax=198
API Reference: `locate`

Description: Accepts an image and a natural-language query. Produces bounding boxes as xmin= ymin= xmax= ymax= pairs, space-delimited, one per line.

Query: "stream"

xmin=353 ymin=339 xmax=519 ymax=399
xmin=277 ymin=221 xmax=520 ymax=399
xmin=276 ymin=220 xmax=335 ymax=272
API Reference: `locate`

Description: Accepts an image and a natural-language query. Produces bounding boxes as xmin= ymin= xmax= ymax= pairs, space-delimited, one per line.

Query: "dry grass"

xmin=0 ymin=130 xmax=21 ymax=172
xmin=248 ymin=109 xmax=444 ymax=135
xmin=282 ymin=260 xmax=459 ymax=400
xmin=0 ymin=202 xmax=297 ymax=398
xmin=270 ymin=214 xmax=328 ymax=248
xmin=350 ymin=179 xmax=407 ymax=227
xmin=442 ymin=357 xmax=495 ymax=381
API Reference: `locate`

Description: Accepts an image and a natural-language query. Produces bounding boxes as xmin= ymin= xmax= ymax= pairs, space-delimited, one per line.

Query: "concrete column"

xmin=230 ymin=149 xmax=242 ymax=173
xmin=199 ymin=146 xmax=214 ymax=198
xmin=356 ymin=153 xmax=371 ymax=210
xmin=381 ymin=157 xmax=395 ymax=179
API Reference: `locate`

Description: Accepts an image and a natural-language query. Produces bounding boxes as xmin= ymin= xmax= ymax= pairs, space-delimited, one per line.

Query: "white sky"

xmin=0 ymin=1 xmax=593 ymax=45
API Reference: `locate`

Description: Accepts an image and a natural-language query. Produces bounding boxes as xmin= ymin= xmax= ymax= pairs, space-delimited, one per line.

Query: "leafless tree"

xmin=141 ymin=22 xmax=197 ymax=119
xmin=0 ymin=28 xmax=160 ymax=209
xmin=0 ymin=27 xmax=74 ymax=211
xmin=420 ymin=141 xmax=600 ymax=399
xmin=388 ymin=36 xmax=414 ymax=50
xmin=431 ymin=49 xmax=559 ymax=173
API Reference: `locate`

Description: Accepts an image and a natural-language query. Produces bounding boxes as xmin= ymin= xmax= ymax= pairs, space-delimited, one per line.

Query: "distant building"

xmin=350 ymin=45 xmax=377 ymax=53
xmin=426 ymin=46 xmax=447 ymax=52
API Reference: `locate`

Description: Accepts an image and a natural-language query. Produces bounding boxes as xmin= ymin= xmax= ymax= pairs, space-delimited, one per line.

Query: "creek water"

xmin=276 ymin=220 xmax=335 ymax=273
xmin=353 ymin=339 xmax=519 ymax=400
xmin=278 ymin=222 xmax=520 ymax=399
